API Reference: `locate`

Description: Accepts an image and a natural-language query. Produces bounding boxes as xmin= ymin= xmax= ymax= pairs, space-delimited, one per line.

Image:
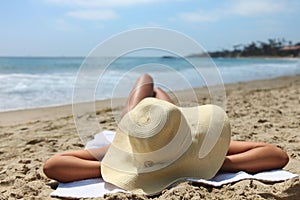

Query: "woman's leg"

xmin=124 ymin=74 xmax=174 ymax=112
xmin=43 ymin=146 xmax=109 ymax=182
xmin=124 ymin=74 xmax=155 ymax=113
xmin=220 ymin=141 xmax=289 ymax=173
xmin=154 ymin=87 xmax=174 ymax=104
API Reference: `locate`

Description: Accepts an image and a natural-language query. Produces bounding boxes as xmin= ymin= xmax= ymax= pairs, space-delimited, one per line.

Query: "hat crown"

xmin=118 ymin=98 xmax=189 ymax=153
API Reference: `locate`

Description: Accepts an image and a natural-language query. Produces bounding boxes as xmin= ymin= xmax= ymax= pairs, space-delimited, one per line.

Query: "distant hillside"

xmin=207 ymin=39 xmax=300 ymax=58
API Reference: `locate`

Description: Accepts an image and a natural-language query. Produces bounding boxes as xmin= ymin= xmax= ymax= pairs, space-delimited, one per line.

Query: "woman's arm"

xmin=43 ymin=146 xmax=109 ymax=182
xmin=220 ymin=141 xmax=289 ymax=173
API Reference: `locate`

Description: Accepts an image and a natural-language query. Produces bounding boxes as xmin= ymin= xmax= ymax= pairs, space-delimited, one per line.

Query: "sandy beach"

xmin=0 ymin=75 xmax=299 ymax=199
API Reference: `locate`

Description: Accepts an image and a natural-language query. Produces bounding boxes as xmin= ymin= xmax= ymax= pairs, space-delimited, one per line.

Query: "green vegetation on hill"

xmin=208 ymin=39 xmax=300 ymax=58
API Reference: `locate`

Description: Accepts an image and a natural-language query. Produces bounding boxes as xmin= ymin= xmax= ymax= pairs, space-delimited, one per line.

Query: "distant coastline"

xmin=190 ymin=38 xmax=300 ymax=58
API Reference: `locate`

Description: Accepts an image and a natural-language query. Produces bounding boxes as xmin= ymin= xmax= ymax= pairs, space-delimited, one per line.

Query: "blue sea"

xmin=0 ymin=57 xmax=299 ymax=112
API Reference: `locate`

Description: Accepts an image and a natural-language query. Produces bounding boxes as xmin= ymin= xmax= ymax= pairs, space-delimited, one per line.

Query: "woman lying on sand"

xmin=43 ymin=74 xmax=289 ymax=185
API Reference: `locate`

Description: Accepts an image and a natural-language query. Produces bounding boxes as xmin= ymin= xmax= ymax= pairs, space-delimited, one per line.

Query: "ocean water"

xmin=0 ymin=57 xmax=299 ymax=112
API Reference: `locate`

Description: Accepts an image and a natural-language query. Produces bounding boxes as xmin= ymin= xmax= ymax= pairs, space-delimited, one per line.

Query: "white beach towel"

xmin=50 ymin=131 xmax=298 ymax=199
xmin=50 ymin=170 xmax=298 ymax=198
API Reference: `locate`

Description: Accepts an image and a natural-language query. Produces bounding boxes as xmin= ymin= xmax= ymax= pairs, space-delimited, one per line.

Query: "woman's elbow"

xmin=271 ymin=145 xmax=289 ymax=169
xmin=278 ymin=149 xmax=289 ymax=168
xmin=43 ymin=155 xmax=62 ymax=181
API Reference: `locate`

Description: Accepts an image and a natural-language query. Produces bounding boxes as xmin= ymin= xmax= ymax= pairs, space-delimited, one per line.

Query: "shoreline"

xmin=1 ymin=74 xmax=299 ymax=126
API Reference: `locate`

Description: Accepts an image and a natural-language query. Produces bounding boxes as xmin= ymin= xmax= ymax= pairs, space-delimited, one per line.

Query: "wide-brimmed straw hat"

xmin=101 ymin=97 xmax=231 ymax=195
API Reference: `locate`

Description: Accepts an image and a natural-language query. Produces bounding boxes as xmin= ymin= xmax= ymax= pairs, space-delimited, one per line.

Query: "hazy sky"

xmin=0 ymin=0 xmax=299 ymax=56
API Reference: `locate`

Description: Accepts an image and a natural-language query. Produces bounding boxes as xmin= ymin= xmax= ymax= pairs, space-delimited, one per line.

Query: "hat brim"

xmin=101 ymin=100 xmax=231 ymax=195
